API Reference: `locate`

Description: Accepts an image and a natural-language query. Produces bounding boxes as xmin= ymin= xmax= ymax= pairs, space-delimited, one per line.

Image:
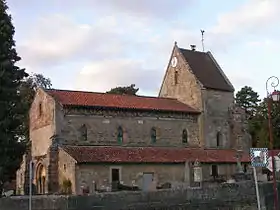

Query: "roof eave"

xmin=74 ymin=160 xmax=251 ymax=164
xmin=62 ymin=104 xmax=201 ymax=115
xmin=203 ymin=86 xmax=234 ymax=93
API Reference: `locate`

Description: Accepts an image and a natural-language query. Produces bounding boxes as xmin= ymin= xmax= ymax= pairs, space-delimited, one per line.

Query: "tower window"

xmin=174 ymin=71 xmax=178 ymax=85
xmin=216 ymin=131 xmax=222 ymax=147
xmin=182 ymin=129 xmax=188 ymax=143
xmin=117 ymin=126 xmax=123 ymax=143
xmin=151 ymin=127 xmax=157 ymax=143
xmin=80 ymin=124 xmax=87 ymax=141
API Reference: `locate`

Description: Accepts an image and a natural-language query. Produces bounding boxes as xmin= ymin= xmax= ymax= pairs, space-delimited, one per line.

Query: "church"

xmin=16 ymin=42 xmax=251 ymax=195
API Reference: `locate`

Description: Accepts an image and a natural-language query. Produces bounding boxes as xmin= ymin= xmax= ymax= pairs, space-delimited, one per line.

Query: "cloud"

xmin=92 ymin=0 xmax=194 ymax=20
xmin=211 ymin=0 xmax=280 ymax=35
xmin=8 ymin=0 xmax=194 ymax=21
xmin=16 ymin=12 xmax=195 ymax=94
xmin=18 ymin=14 xmax=91 ymax=67
xmin=75 ymin=59 xmax=162 ymax=94
xmin=246 ymin=39 xmax=280 ymax=51
xmin=17 ymin=14 xmax=158 ymax=69
xmin=12 ymin=0 xmax=280 ymax=97
xmin=205 ymin=0 xmax=280 ymax=51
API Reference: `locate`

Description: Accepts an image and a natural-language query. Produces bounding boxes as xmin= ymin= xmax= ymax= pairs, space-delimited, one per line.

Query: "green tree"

xmin=106 ymin=84 xmax=139 ymax=95
xmin=18 ymin=73 xmax=52 ymax=143
xmin=235 ymin=86 xmax=261 ymax=119
xmin=0 ymin=0 xmax=28 ymax=195
xmin=235 ymin=86 xmax=262 ymax=147
xmin=255 ymin=97 xmax=280 ymax=149
xmin=249 ymin=101 xmax=267 ymax=147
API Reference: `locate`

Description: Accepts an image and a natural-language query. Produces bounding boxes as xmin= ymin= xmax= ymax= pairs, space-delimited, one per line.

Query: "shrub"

xmin=61 ymin=179 xmax=72 ymax=195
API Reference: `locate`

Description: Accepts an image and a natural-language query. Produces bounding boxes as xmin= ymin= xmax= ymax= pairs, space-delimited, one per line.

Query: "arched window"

xmin=36 ymin=164 xmax=46 ymax=194
xmin=151 ymin=127 xmax=157 ymax=143
xmin=117 ymin=126 xmax=123 ymax=143
xmin=182 ymin=129 xmax=188 ymax=143
xmin=174 ymin=71 xmax=178 ymax=85
xmin=216 ymin=131 xmax=221 ymax=147
xmin=80 ymin=124 xmax=87 ymax=141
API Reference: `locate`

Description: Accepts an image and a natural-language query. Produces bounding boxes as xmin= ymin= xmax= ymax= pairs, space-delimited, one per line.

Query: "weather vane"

xmin=201 ymin=29 xmax=205 ymax=52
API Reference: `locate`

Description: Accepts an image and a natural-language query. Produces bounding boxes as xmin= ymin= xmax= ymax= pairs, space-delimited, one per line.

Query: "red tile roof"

xmin=62 ymin=146 xmax=250 ymax=163
xmin=268 ymin=150 xmax=280 ymax=157
xmin=45 ymin=89 xmax=199 ymax=113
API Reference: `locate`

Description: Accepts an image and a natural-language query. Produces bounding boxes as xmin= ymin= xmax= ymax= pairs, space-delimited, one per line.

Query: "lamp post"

xmin=266 ymin=76 xmax=280 ymax=210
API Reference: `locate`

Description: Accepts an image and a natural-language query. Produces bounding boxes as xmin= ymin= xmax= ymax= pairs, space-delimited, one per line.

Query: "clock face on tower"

xmin=171 ymin=57 xmax=177 ymax=67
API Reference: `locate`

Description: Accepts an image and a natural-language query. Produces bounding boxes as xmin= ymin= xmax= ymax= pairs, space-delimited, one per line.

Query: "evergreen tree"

xmin=0 ymin=0 xmax=28 ymax=194
xmin=106 ymin=84 xmax=139 ymax=95
xmin=235 ymin=86 xmax=261 ymax=147
xmin=235 ymin=86 xmax=261 ymax=119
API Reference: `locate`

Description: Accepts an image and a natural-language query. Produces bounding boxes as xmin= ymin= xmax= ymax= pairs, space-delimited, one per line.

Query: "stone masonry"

xmin=2 ymin=181 xmax=280 ymax=210
xmin=159 ymin=43 xmax=250 ymax=150
xmin=16 ymin=43 xmax=252 ymax=196
xmin=229 ymin=105 xmax=252 ymax=151
xmin=58 ymin=147 xmax=77 ymax=193
xmin=159 ymin=46 xmax=204 ymax=146
xmin=30 ymin=88 xmax=56 ymax=157
xmin=58 ymin=108 xmax=199 ymax=147
xmin=201 ymin=89 xmax=234 ymax=148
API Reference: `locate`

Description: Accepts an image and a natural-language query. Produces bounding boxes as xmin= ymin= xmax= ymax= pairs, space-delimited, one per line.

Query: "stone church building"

xmin=16 ymin=42 xmax=251 ymax=195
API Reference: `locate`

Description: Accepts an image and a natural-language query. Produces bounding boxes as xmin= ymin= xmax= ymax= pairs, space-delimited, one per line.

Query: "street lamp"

xmin=271 ymin=90 xmax=280 ymax=102
xmin=266 ymin=76 xmax=280 ymax=210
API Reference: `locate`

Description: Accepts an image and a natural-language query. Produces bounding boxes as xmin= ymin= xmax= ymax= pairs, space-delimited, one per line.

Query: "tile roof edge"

xmin=45 ymin=88 xmax=183 ymax=101
xmin=59 ymin=146 xmax=79 ymax=163
xmin=206 ymin=52 xmax=235 ymax=92
xmin=45 ymin=89 xmax=200 ymax=114
xmin=43 ymin=88 xmax=65 ymax=107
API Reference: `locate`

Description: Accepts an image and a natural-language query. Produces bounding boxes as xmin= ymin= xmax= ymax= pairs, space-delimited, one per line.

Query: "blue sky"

xmin=7 ymin=0 xmax=280 ymax=98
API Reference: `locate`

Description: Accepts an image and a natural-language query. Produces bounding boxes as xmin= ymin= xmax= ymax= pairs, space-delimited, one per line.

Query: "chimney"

xmin=190 ymin=45 xmax=196 ymax=51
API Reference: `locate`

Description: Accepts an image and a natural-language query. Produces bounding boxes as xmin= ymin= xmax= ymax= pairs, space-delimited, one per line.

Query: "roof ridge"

xmin=179 ymin=47 xmax=207 ymax=54
xmin=46 ymin=88 xmax=180 ymax=101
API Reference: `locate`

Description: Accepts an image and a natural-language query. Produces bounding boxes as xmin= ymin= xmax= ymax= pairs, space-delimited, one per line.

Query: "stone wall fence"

xmin=1 ymin=181 xmax=280 ymax=210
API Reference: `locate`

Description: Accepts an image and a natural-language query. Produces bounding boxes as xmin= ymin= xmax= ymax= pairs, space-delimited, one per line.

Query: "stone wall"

xmin=159 ymin=45 xmax=203 ymax=111
xmin=158 ymin=45 xmax=204 ymax=146
xmin=47 ymin=142 xmax=59 ymax=193
xmin=72 ymin=163 xmax=247 ymax=194
xmin=76 ymin=163 xmax=186 ymax=192
xmin=30 ymin=89 xmax=56 ymax=157
xmin=16 ymin=146 xmax=32 ymax=195
xmin=1 ymin=181 xmax=279 ymax=210
xmin=58 ymin=109 xmax=199 ymax=147
xmin=229 ymin=105 xmax=252 ymax=151
xmin=202 ymin=89 xmax=234 ymax=148
xmin=58 ymin=148 xmax=77 ymax=193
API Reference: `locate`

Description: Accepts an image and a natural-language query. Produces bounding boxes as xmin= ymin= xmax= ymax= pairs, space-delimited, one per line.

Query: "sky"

xmin=7 ymin=0 xmax=280 ymax=98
